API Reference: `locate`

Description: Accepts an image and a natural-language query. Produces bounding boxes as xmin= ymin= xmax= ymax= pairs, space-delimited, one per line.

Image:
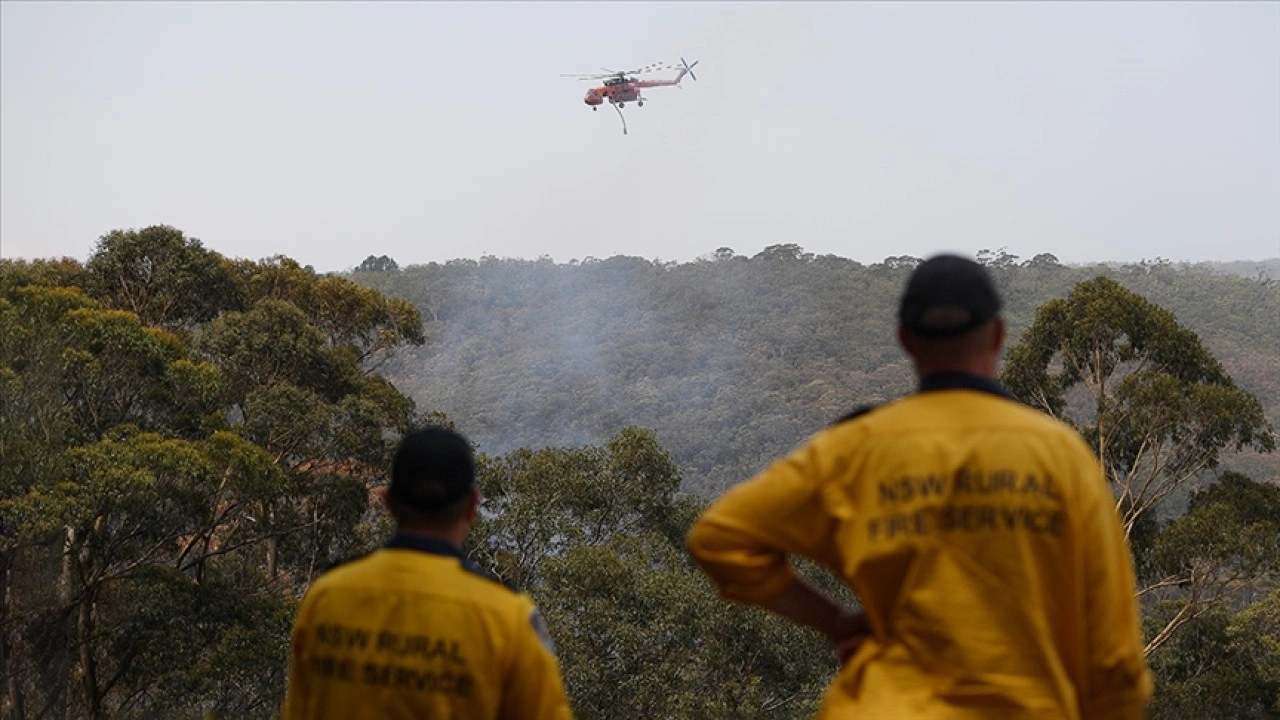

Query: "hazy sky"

xmin=2 ymin=1 xmax=1278 ymax=272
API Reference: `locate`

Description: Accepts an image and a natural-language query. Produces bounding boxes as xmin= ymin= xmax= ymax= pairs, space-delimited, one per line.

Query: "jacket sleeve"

xmin=685 ymin=438 xmax=842 ymax=606
xmin=1077 ymin=461 xmax=1154 ymax=720
xmin=498 ymin=600 xmax=575 ymax=720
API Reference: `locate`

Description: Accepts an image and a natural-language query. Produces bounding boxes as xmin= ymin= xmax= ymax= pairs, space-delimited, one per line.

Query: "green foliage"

xmin=359 ymin=251 xmax=928 ymax=496
xmin=5 ymin=238 xmax=1278 ymax=715
xmin=357 ymin=254 xmax=399 ymax=273
xmin=85 ymin=225 xmax=245 ymax=331
xmin=1152 ymin=473 xmax=1280 ymax=577
xmin=1004 ymin=275 xmax=1236 ymax=405
xmin=0 ymin=256 xmax=94 ymax=293
xmin=196 ymin=299 xmax=353 ymax=406
xmin=346 ymin=248 xmax=1278 ymax=713
xmin=356 ymin=251 xmax=1279 ymax=502
xmin=468 ymin=427 xmax=683 ymax=589
xmin=163 ymin=358 xmax=230 ymax=438
xmin=0 ymin=286 xmax=94 ymax=501
xmin=230 ymin=254 xmax=425 ymax=372
xmin=542 ymin=533 xmax=833 ymax=719
xmin=0 ymin=229 xmax=422 ymax=717
xmin=1146 ymin=591 xmax=1280 ymax=719
xmin=1138 ymin=472 xmax=1280 ymax=656
xmin=94 ymin=559 xmax=294 ymax=719
xmin=309 ymin=274 xmax=425 ymax=365
xmin=468 ymin=428 xmax=840 ymax=719
xmin=998 ymin=275 xmax=1276 ymax=664
xmin=1001 ymin=275 xmax=1275 ymax=537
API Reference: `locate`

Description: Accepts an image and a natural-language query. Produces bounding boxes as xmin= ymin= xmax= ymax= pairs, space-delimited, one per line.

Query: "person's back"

xmin=284 ymin=536 xmax=570 ymax=719
xmin=686 ymin=254 xmax=1151 ymax=719
xmin=282 ymin=426 xmax=574 ymax=720
xmin=803 ymin=382 xmax=1145 ymax=717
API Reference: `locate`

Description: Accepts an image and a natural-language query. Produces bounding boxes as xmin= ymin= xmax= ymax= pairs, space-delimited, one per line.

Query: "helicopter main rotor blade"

xmin=562 ymin=61 xmax=682 ymax=81
xmin=618 ymin=62 xmax=675 ymax=75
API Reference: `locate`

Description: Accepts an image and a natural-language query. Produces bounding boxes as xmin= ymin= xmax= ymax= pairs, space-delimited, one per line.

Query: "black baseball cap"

xmin=387 ymin=426 xmax=476 ymax=512
xmin=898 ymin=254 xmax=1002 ymax=338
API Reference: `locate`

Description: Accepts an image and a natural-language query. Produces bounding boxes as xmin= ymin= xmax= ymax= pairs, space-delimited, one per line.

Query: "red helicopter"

xmin=562 ymin=58 xmax=699 ymax=134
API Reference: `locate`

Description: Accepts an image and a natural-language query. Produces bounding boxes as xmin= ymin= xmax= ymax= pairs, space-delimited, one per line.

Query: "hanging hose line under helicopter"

xmin=613 ymin=102 xmax=628 ymax=135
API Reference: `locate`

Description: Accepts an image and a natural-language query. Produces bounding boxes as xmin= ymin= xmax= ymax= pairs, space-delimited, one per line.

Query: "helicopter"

xmin=561 ymin=57 xmax=699 ymax=134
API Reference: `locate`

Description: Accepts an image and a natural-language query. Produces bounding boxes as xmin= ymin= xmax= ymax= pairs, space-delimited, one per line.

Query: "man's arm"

xmin=687 ymin=438 xmax=860 ymax=653
xmin=761 ymin=578 xmax=870 ymax=663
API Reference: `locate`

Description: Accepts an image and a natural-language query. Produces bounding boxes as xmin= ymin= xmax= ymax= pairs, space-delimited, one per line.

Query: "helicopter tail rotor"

xmin=679 ymin=57 xmax=699 ymax=82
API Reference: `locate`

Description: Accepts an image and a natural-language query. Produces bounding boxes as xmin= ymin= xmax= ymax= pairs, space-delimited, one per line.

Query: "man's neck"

xmin=913 ymin=358 xmax=997 ymax=380
xmin=393 ymin=525 xmax=467 ymax=549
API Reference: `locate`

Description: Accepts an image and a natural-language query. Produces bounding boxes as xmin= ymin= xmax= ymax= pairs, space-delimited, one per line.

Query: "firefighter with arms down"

xmin=687 ymin=254 xmax=1153 ymax=719
xmin=283 ymin=426 xmax=574 ymax=719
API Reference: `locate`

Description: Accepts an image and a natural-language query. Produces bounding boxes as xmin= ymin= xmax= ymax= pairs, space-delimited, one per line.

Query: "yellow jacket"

xmin=687 ymin=374 xmax=1153 ymax=720
xmin=282 ymin=534 xmax=574 ymax=720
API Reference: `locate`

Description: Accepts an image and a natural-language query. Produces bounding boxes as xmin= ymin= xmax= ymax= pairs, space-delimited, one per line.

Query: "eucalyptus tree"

xmin=0 ymin=282 xmax=279 ymax=718
xmin=1001 ymin=276 xmax=1274 ymax=538
xmin=1000 ymin=276 xmax=1276 ymax=659
xmin=0 ymin=227 xmax=428 ymax=718
xmin=85 ymin=225 xmax=244 ymax=332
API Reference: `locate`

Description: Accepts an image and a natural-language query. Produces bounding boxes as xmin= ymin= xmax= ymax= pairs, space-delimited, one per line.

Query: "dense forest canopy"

xmin=347 ymin=246 xmax=1280 ymax=503
xmin=1 ymin=228 xmax=431 ymax=718
xmin=343 ymin=245 xmax=1280 ymax=717
xmin=2 ymin=228 xmax=1278 ymax=718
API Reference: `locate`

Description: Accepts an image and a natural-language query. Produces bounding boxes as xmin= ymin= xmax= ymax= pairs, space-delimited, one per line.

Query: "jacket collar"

xmin=385 ymin=532 xmax=487 ymax=576
xmin=918 ymin=371 xmax=1016 ymax=400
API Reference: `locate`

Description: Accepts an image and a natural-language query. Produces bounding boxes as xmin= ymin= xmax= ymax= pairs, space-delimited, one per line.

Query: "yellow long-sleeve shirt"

xmin=687 ymin=375 xmax=1152 ymax=720
xmin=282 ymin=534 xmax=574 ymax=720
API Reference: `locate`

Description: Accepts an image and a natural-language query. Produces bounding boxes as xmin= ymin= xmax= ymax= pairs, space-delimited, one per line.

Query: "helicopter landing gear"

xmin=618 ymin=102 xmax=625 ymax=108
xmin=592 ymin=106 xmax=597 ymax=111
xmin=637 ymin=99 xmax=644 ymax=107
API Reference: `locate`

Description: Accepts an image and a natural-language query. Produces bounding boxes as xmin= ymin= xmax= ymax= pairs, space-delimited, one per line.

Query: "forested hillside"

xmin=347 ymin=245 xmax=1280 ymax=716
xmin=4 ymin=230 xmax=1277 ymax=718
xmin=349 ymin=246 xmax=1280 ymax=503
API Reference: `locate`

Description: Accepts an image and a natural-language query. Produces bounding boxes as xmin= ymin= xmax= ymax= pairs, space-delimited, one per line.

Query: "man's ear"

xmin=465 ymin=489 xmax=481 ymax=523
xmin=379 ymin=486 xmax=394 ymax=514
xmin=897 ymin=325 xmax=915 ymax=356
